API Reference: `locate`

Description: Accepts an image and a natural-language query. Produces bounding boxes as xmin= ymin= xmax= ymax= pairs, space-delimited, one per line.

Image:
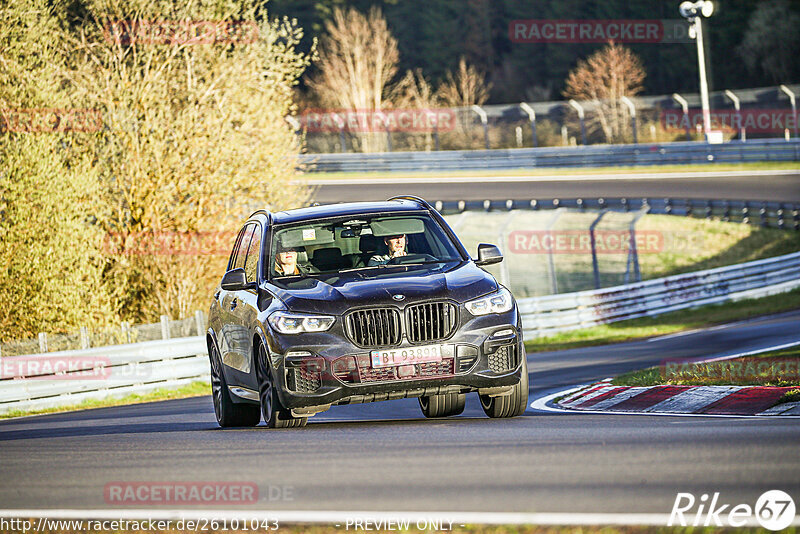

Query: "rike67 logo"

xmin=669 ymin=490 xmax=796 ymax=530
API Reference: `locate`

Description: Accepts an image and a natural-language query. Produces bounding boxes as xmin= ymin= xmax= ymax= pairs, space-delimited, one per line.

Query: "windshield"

xmin=268 ymin=213 xmax=463 ymax=279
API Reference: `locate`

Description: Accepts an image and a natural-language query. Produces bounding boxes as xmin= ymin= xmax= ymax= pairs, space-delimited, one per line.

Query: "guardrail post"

xmin=520 ymin=102 xmax=538 ymax=148
xmin=160 ymin=315 xmax=170 ymax=340
xmin=590 ymin=210 xmax=609 ymax=289
xmin=471 ymin=105 xmax=490 ymax=150
xmin=568 ymin=100 xmax=587 ymax=145
xmin=515 ymin=126 xmax=523 ymax=148
xmin=121 ymin=321 xmax=131 ymax=344
xmin=195 ymin=310 xmax=205 ymax=336
xmin=38 ymin=332 xmax=47 ymax=353
xmin=80 ymin=326 xmax=90 ymax=349
xmin=672 ymin=93 xmax=691 ymax=141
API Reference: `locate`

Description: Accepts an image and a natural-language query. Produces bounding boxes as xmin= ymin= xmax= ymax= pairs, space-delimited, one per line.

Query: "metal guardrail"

xmin=299 ymin=138 xmax=800 ymax=173
xmin=2 ymin=252 xmax=798 ymax=414
xmin=518 ymin=251 xmax=800 ymax=338
xmin=0 ymin=338 xmax=208 ymax=414
xmin=435 ymin=197 xmax=800 ymax=230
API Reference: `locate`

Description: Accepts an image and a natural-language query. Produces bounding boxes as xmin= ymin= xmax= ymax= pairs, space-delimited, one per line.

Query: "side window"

xmin=227 ymin=226 xmax=248 ymax=271
xmin=244 ymin=224 xmax=262 ymax=283
xmin=233 ymin=224 xmax=255 ymax=271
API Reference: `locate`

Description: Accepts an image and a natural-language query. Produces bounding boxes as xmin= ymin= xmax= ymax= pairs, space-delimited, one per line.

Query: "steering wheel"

xmin=386 ymin=253 xmax=438 ymax=265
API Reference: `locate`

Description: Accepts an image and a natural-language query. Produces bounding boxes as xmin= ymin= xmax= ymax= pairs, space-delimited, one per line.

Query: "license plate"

xmin=371 ymin=344 xmax=445 ymax=368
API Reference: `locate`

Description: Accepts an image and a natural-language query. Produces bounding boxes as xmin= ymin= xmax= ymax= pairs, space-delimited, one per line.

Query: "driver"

xmin=367 ymin=234 xmax=407 ymax=266
xmin=274 ymin=242 xmax=307 ymax=276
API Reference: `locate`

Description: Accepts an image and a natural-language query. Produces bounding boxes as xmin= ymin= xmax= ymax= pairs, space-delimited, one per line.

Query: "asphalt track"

xmin=1 ymin=310 xmax=798 ymax=515
xmin=307 ymin=169 xmax=800 ymax=204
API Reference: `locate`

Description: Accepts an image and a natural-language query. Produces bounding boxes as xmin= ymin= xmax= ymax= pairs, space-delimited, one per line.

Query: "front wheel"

xmin=480 ymin=348 xmax=529 ymax=418
xmin=209 ymin=343 xmax=260 ymax=428
xmin=256 ymin=344 xmax=307 ymax=428
xmin=419 ymin=393 xmax=465 ymax=418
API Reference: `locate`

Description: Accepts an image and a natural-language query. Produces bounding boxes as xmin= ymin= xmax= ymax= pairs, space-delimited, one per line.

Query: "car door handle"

xmin=230 ymin=297 xmax=238 ymax=311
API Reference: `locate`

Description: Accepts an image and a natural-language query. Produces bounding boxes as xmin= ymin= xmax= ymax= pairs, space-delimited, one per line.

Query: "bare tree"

xmin=437 ymin=57 xmax=491 ymax=109
xmin=437 ymin=57 xmax=491 ymax=148
xmin=563 ymin=42 xmax=645 ymax=143
xmin=309 ymin=6 xmax=399 ymax=152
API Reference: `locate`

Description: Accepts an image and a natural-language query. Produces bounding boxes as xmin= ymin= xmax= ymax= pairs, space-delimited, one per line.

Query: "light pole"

xmin=679 ymin=1 xmax=714 ymax=139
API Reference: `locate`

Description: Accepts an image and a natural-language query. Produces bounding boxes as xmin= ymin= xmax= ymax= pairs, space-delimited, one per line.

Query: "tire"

xmin=256 ymin=344 xmax=307 ymax=429
xmin=419 ymin=393 xmax=466 ymax=418
xmin=480 ymin=346 xmax=529 ymax=419
xmin=209 ymin=343 xmax=261 ymax=428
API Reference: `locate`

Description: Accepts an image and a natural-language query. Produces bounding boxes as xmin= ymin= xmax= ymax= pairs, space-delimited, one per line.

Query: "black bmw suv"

xmin=207 ymin=196 xmax=528 ymax=428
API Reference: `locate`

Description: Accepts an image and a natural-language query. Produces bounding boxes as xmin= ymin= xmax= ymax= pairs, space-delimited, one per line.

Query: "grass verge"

xmin=304 ymin=161 xmax=800 ymax=180
xmin=524 ymin=287 xmax=800 ymax=353
xmin=611 ymin=345 xmax=800 ymax=387
xmin=0 ymin=380 xmax=210 ymax=419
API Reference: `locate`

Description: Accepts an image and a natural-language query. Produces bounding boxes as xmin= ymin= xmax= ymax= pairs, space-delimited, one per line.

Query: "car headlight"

xmin=268 ymin=311 xmax=335 ymax=334
xmin=465 ymin=287 xmax=514 ymax=316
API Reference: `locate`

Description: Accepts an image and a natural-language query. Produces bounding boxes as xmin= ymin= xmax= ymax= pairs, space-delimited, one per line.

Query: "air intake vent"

xmin=345 ymin=308 xmax=401 ymax=348
xmin=405 ymin=301 xmax=457 ymax=343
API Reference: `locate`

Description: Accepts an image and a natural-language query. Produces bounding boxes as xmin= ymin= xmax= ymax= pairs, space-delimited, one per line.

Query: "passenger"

xmin=368 ymin=234 xmax=408 ymax=266
xmin=274 ymin=243 xmax=306 ymax=276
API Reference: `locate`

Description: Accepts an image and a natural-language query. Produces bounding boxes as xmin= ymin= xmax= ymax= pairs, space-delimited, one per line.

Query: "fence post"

xmin=121 ymin=321 xmax=131 ymax=344
xmin=520 ymin=102 xmax=538 ymax=148
xmin=195 ymin=310 xmax=206 ymax=336
xmin=568 ymin=100 xmax=587 ymax=145
xmin=80 ymin=326 xmax=90 ymax=349
xmin=590 ymin=210 xmax=609 ymax=289
xmin=624 ymin=208 xmax=648 ymax=284
xmin=672 ymin=93 xmax=691 ymax=141
xmin=160 ymin=315 xmax=170 ymax=340
xmin=545 ymin=209 xmax=563 ymax=294
xmin=38 ymin=332 xmax=48 ymax=353
xmin=621 ymin=96 xmax=637 ymax=144
xmin=471 ymin=105 xmax=490 ymax=150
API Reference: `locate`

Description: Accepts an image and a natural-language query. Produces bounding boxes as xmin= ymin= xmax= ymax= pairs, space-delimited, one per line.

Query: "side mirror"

xmin=475 ymin=243 xmax=503 ymax=266
xmin=221 ymin=268 xmax=251 ymax=291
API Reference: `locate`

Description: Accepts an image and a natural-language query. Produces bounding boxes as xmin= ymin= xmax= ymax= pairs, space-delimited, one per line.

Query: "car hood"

xmin=266 ymin=261 xmax=497 ymax=314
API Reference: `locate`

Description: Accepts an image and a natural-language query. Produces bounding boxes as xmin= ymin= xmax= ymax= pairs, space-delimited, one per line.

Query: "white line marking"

xmin=7 ymin=508 xmax=775 ymax=527
xmin=702 ymin=340 xmax=800 ymax=362
xmin=301 ymin=169 xmax=800 ymax=186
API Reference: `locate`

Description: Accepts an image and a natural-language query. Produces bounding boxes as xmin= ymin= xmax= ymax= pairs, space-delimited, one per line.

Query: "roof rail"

xmin=386 ymin=195 xmax=433 ymax=210
xmin=249 ymin=209 xmax=273 ymax=225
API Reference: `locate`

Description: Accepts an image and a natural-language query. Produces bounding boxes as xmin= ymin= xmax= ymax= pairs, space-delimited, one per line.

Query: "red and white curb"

xmin=556 ymin=381 xmax=800 ymax=416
